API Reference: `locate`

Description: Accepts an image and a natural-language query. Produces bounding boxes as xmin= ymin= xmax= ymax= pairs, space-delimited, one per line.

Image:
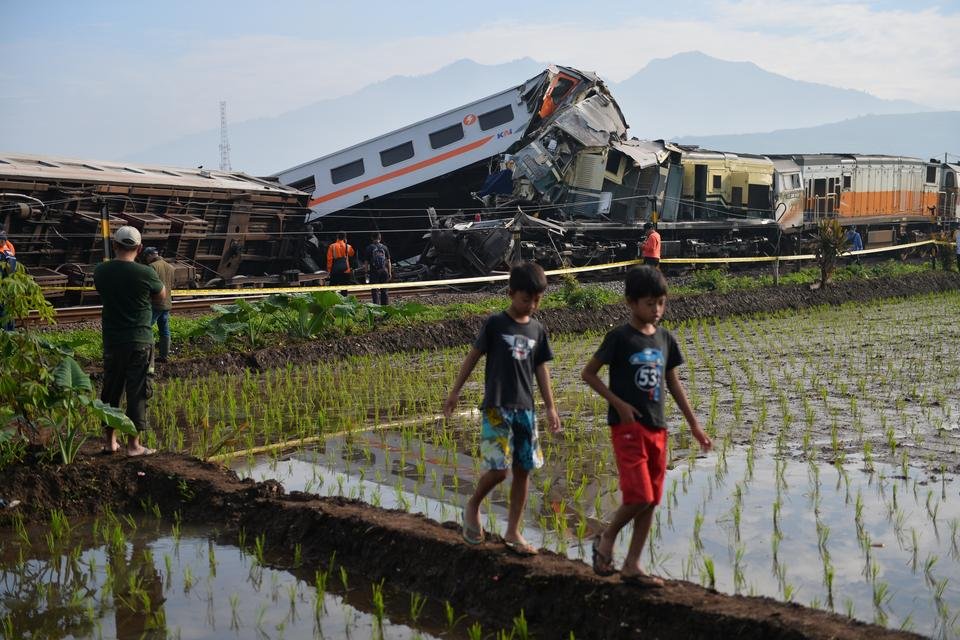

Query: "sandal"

xmin=620 ymin=572 xmax=664 ymax=589
xmin=591 ymin=534 xmax=616 ymax=576
xmin=461 ymin=508 xmax=483 ymax=545
xmin=503 ymin=539 xmax=538 ymax=557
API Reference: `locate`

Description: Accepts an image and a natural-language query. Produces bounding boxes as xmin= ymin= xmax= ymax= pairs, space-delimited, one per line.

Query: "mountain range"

xmin=124 ymin=53 xmax=955 ymax=175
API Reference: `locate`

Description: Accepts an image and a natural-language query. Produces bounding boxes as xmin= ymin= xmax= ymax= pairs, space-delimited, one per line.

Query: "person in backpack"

xmin=364 ymin=232 xmax=392 ymax=305
xmin=326 ymin=232 xmax=356 ymax=288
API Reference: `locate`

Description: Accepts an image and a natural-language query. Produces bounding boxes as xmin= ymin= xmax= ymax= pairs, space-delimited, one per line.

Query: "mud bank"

xmin=0 ymin=449 xmax=922 ymax=640
xmin=153 ymin=271 xmax=960 ymax=380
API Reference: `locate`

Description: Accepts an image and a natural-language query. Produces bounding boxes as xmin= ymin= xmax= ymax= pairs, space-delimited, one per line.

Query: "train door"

xmin=812 ymin=178 xmax=827 ymax=216
xmin=694 ymin=164 xmax=707 ymax=218
xmin=660 ymin=163 xmax=683 ymax=221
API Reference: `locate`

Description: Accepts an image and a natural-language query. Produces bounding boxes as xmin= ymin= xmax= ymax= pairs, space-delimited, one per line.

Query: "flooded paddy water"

xmin=4 ymin=288 xmax=960 ymax=638
xmin=0 ymin=513 xmax=476 ymax=639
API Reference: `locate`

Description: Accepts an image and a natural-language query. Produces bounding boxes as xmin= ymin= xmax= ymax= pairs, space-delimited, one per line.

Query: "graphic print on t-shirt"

xmin=629 ymin=348 xmax=664 ymax=401
xmin=502 ymin=334 xmax=537 ymax=361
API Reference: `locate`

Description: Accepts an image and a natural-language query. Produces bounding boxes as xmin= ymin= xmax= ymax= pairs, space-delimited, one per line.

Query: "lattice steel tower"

xmin=219 ymin=101 xmax=232 ymax=171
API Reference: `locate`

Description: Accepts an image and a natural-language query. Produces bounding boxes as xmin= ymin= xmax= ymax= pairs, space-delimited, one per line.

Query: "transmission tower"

xmin=219 ymin=100 xmax=232 ymax=171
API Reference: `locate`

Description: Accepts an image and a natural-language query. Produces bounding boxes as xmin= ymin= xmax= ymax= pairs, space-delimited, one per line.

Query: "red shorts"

xmin=610 ymin=422 xmax=667 ymax=505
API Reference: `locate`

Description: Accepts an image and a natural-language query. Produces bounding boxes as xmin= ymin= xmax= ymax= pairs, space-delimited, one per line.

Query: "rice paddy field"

xmin=3 ymin=289 xmax=960 ymax=638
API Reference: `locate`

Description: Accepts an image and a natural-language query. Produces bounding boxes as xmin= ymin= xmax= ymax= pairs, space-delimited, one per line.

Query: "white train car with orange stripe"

xmin=275 ymin=66 xmax=594 ymax=223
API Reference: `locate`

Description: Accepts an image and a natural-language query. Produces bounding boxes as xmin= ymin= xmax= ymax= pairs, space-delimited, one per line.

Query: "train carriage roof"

xmin=0 ymin=153 xmax=307 ymax=196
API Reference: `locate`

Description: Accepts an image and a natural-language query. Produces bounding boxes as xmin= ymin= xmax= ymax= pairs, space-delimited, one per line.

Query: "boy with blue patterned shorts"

xmin=443 ymin=262 xmax=561 ymax=556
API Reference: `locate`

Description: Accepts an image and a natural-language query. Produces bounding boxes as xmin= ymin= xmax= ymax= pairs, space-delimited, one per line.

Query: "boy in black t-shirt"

xmin=581 ymin=266 xmax=711 ymax=587
xmin=443 ymin=262 xmax=561 ymax=556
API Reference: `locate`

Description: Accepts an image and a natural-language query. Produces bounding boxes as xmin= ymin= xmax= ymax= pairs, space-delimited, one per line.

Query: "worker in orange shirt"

xmin=326 ymin=232 xmax=356 ymax=287
xmin=641 ymin=222 xmax=661 ymax=268
xmin=0 ymin=230 xmax=14 ymax=257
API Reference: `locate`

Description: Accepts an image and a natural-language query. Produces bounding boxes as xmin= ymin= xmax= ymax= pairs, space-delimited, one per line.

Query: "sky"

xmin=1 ymin=0 xmax=958 ymax=161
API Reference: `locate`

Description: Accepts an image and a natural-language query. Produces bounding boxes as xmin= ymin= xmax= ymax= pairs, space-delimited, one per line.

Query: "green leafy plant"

xmin=555 ymin=273 xmax=612 ymax=310
xmin=0 ymin=272 xmax=135 ymax=464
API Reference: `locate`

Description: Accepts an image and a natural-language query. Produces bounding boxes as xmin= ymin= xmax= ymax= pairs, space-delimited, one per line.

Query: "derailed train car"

xmin=0 ymin=154 xmax=312 ymax=303
xmin=277 ymin=65 xmax=957 ymax=277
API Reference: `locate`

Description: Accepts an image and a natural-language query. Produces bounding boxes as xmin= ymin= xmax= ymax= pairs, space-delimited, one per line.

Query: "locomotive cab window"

xmin=926 ymin=166 xmax=937 ymax=184
xmin=842 ymin=175 xmax=851 ymax=189
xmin=712 ymin=175 xmax=721 ymax=189
xmin=331 ymin=159 xmax=365 ymax=185
xmin=478 ymin=105 xmax=514 ymax=131
xmin=429 ymin=124 xmax=464 ymax=149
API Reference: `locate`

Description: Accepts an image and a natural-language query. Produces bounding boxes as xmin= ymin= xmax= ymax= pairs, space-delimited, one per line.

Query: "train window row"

xmin=327 ymin=104 xmax=515 ymax=186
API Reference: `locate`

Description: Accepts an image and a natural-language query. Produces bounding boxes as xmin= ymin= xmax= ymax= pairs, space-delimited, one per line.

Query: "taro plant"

xmin=0 ymin=273 xmax=134 ymax=464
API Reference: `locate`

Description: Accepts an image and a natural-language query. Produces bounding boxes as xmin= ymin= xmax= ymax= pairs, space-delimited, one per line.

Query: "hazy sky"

xmin=2 ymin=0 xmax=958 ymax=161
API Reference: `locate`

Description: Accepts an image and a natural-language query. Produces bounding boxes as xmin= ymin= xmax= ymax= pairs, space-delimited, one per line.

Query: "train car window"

xmin=380 ymin=141 xmax=415 ymax=167
xmin=731 ymin=186 xmax=743 ymax=207
xmin=712 ymin=175 xmax=721 ymax=189
xmin=429 ymin=124 xmax=465 ymax=149
xmin=478 ymin=105 xmax=514 ymax=131
xmin=926 ymin=166 xmax=937 ymax=183
xmin=842 ymin=175 xmax=851 ymax=189
xmin=290 ymin=175 xmax=317 ymax=193
xmin=330 ymin=159 xmax=365 ymax=185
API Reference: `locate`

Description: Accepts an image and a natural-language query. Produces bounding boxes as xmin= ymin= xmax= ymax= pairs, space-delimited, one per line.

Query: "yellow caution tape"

xmin=41 ymin=239 xmax=944 ymax=295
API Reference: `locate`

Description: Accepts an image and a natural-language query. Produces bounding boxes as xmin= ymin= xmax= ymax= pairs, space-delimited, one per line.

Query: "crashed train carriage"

xmin=275 ymin=65 xmax=959 ymax=276
xmin=0 ymin=154 xmax=314 ymax=304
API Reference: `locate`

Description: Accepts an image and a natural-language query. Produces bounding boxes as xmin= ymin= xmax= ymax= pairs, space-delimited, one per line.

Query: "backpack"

xmin=370 ymin=244 xmax=387 ymax=273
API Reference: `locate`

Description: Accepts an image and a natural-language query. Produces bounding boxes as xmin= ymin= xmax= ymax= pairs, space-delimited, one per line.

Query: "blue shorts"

xmin=479 ymin=407 xmax=543 ymax=471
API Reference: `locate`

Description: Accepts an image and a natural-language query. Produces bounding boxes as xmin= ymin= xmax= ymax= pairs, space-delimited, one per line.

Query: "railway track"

xmin=36 ymin=284 xmax=460 ymax=325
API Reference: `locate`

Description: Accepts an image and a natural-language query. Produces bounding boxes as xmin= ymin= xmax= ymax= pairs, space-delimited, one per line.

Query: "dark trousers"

xmin=643 ymin=257 xmax=660 ymax=268
xmin=101 ymin=343 xmax=152 ymax=432
xmin=370 ymin=270 xmax=390 ymax=305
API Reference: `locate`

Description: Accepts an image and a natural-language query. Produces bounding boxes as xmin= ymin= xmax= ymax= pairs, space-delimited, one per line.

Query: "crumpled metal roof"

xmin=611 ymin=140 xmax=676 ymax=169
xmin=551 ymin=94 xmax=627 ymax=148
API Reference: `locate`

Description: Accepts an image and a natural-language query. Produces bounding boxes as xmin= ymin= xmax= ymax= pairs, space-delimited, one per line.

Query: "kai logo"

xmin=496 ymin=128 xmax=514 ymax=139
xmin=462 ymin=114 xmax=477 ymax=126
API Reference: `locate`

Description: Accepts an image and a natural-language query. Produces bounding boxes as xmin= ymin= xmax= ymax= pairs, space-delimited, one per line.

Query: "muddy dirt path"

xmin=0 ymin=449 xmax=922 ymax=640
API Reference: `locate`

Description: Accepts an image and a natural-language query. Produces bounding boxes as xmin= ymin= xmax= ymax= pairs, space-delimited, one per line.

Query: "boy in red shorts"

xmin=581 ymin=266 xmax=711 ymax=587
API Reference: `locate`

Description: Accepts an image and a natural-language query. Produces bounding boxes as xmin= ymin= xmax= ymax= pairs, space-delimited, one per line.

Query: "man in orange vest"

xmin=641 ymin=222 xmax=661 ymax=268
xmin=326 ymin=232 xmax=356 ymax=287
xmin=0 ymin=230 xmax=14 ymax=257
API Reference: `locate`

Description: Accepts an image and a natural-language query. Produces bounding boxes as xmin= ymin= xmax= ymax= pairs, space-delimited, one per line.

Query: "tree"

xmin=813 ymin=219 xmax=849 ymax=288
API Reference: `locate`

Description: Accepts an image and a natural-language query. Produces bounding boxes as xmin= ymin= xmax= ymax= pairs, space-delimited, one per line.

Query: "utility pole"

xmin=219 ymin=101 xmax=232 ymax=172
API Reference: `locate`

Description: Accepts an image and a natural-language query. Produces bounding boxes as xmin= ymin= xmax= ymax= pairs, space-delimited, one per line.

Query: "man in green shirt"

xmin=94 ymin=226 xmax=165 ymax=456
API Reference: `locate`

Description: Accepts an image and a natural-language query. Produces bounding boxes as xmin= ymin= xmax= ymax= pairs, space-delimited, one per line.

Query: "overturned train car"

xmin=0 ymin=154 xmax=311 ymax=304
xmin=275 ymin=66 xmax=959 ymax=277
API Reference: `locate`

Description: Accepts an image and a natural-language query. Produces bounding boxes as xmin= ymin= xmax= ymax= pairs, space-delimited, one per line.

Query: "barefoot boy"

xmin=443 ymin=262 xmax=561 ymax=556
xmin=581 ymin=266 xmax=711 ymax=586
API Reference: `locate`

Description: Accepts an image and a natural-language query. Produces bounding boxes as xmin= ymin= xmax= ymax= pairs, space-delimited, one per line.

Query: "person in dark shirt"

xmin=846 ymin=226 xmax=863 ymax=265
xmin=363 ymin=232 xmax=392 ymax=305
xmin=94 ymin=226 xmax=165 ymax=456
xmin=443 ymin=262 xmax=561 ymax=556
xmin=581 ymin=266 xmax=711 ymax=587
